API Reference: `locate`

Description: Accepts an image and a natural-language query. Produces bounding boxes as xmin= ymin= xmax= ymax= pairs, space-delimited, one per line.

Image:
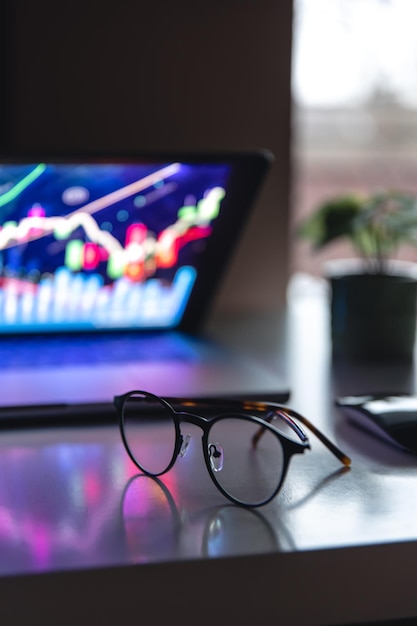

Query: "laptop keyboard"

xmin=0 ymin=332 xmax=203 ymax=368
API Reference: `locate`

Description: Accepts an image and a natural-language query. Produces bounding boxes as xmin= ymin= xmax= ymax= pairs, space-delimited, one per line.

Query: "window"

xmin=291 ymin=0 xmax=417 ymax=276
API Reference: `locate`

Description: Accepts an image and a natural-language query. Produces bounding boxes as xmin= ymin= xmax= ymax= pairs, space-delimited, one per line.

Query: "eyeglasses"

xmin=114 ymin=390 xmax=351 ymax=507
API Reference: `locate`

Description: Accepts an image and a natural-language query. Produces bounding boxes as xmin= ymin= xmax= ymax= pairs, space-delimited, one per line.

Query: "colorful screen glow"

xmin=0 ymin=160 xmax=230 ymax=332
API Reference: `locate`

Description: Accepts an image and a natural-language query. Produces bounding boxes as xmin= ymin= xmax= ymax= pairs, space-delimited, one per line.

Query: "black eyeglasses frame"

xmin=114 ymin=390 xmax=351 ymax=507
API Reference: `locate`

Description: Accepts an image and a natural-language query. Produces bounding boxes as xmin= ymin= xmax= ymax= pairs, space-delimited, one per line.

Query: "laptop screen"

xmin=0 ymin=153 xmax=271 ymax=334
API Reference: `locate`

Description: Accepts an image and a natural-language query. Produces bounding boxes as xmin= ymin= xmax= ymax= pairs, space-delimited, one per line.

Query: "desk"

xmin=1 ymin=276 xmax=417 ymax=626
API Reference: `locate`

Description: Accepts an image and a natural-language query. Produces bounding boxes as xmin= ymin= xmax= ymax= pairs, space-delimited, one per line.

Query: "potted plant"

xmin=298 ymin=190 xmax=417 ymax=361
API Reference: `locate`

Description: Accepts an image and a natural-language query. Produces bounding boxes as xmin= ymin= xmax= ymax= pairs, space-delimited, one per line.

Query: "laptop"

xmin=0 ymin=151 xmax=289 ymax=427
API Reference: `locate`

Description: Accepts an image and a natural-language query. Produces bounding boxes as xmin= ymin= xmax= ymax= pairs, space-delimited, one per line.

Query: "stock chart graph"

xmin=0 ymin=160 xmax=229 ymax=330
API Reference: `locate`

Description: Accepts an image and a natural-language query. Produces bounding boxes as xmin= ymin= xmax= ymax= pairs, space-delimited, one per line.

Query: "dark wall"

xmin=5 ymin=0 xmax=293 ymax=315
xmin=0 ymin=2 xmax=14 ymax=151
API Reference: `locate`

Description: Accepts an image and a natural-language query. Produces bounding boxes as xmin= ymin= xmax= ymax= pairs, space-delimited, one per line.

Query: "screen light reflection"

xmin=0 ymin=437 xmax=186 ymax=574
xmin=0 ymin=441 xmax=128 ymax=574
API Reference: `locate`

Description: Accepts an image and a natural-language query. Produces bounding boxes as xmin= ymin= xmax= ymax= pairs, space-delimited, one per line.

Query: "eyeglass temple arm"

xmin=133 ymin=394 xmax=351 ymax=467
xmin=252 ymin=408 xmax=351 ymax=467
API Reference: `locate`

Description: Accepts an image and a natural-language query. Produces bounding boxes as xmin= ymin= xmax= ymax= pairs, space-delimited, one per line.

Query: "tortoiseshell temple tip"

xmin=342 ymin=454 xmax=352 ymax=467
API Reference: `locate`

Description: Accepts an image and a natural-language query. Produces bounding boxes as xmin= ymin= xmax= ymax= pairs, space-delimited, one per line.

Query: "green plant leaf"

xmin=297 ymin=195 xmax=363 ymax=249
xmin=299 ymin=190 xmax=417 ymax=273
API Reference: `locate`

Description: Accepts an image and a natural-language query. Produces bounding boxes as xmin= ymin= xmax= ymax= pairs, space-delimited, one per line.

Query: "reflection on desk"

xmin=0 ymin=425 xmax=340 ymax=576
xmin=1 ymin=415 xmax=416 ymax=577
xmin=122 ymin=474 xmax=295 ymax=560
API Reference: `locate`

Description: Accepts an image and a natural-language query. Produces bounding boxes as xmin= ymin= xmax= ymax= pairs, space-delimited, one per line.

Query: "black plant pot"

xmin=330 ymin=273 xmax=417 ymax=362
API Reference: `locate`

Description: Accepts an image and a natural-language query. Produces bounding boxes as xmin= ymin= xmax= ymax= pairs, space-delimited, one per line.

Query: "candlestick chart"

xmin=0 ymin=161 xmax=229 ymax=330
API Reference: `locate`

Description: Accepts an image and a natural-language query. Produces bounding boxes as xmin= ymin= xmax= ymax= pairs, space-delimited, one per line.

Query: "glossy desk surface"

xmin=1 ymin=276 xmax=417 ymax=626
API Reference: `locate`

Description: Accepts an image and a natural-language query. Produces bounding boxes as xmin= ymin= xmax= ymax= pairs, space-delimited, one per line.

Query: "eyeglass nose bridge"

xmin=175 ymin=411 xmax=210 ymax=462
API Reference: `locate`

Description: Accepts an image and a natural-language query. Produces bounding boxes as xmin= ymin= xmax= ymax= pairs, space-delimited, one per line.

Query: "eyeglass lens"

xmin=122 ymin=392 xmax=177 ymax=475
xmin=207 ymin=417 xmax=285 ymax=506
